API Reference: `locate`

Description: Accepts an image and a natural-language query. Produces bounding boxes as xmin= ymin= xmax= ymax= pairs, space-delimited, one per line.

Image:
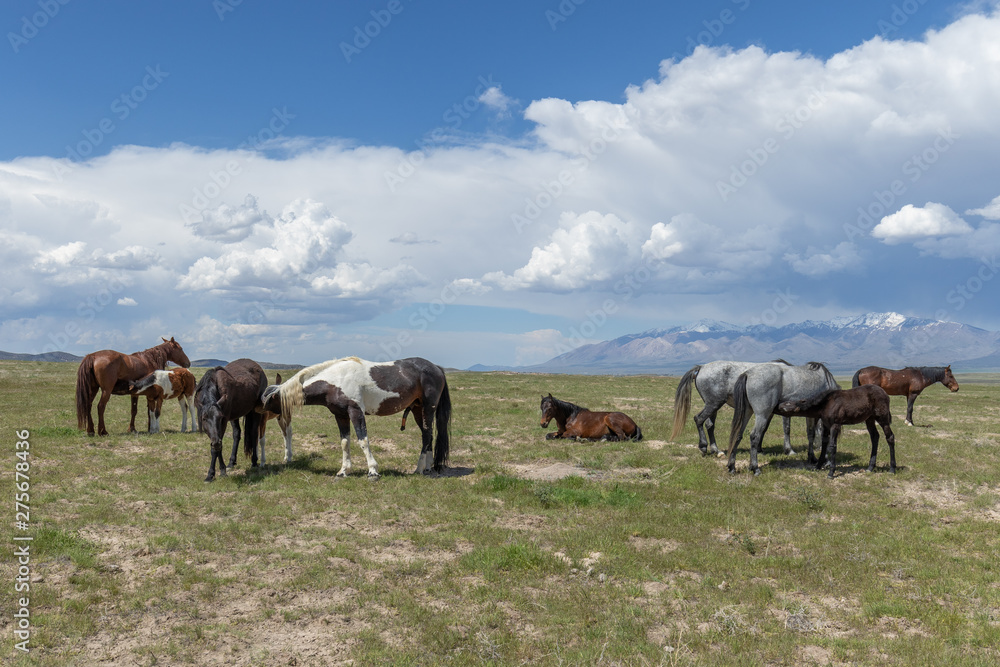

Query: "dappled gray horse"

xmin=672 ymin=360 xmax=819 ymax=457
xmin=727 ymin=361 xmax=839 ymax=475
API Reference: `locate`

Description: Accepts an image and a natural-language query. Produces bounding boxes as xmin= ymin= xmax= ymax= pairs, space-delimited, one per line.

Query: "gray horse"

xmin=727 ymin=361 xmax=840 ymax=475
xmin=672 ymin=360 xmax=819 ymax=457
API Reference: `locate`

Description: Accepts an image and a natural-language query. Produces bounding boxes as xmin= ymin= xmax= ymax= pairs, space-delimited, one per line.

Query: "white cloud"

xmin=188 ymin=194 xmax=271 ymax=242
xmin=117 ymin=297 xmax=138 ymax=306
xmin=784 ymin=242 xmax=862 ymax=277
xmin=872 ymin=203 xmax=973 ymax=244
xmin=967 ymin=194 xmax=1000 ymax=220
xmin=478 ymin=86 xmax=514 ymax=117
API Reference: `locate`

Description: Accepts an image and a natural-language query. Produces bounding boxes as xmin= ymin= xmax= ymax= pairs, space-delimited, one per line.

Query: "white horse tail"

xmin=279 ymin=376 xmax=305 ymax=424
xmin=671 ymin=365 xmax=701 ymax=441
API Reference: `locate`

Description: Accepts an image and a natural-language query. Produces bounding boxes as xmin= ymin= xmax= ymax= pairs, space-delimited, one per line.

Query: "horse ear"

xmin=162 ymin=337 xmax=168 ymax=343
xmin=547 ymin=393 xmax=553 ymax=398
xmin=276 ymin=373 xmax=282 ymax=384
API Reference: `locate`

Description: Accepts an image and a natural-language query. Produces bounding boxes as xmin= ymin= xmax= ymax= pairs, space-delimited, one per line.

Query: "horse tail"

xmin=727 ymin=372 xmax=752 ymax=457
xmin=76 ymin=355 xmax=98 ymax=430
xmin=851 ymin=368 xmax=863 ymax=388
xmin=670 ymin=365 xmax=700 ymax=440
xmin=433 ymin=379 xmax=451 ymax=470
xmin=279 ymin=374 xmax=306 ymax=424
xmin=633 ymin=424 xmax=643 ymax=442
xmin=244 ymin=409 xmax=261 ymax=460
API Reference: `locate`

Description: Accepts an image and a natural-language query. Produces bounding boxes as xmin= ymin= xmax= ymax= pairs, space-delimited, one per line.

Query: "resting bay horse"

xmin=779 ymin=384 xmax=895 ymax=479
xmin=540 ymin=394 xmax=642 ymax=441
xmin=672 ymin=360 xmax=819 ymax=457
xmin=260 ymin=356 xmax=451 ymax=478
xmin=727 ymin=361 xmax=840 ymax=475
xmin=196 ymin=359 xmax=266 ymax=482
xmin=852 ymin=365 xmax=958 ymax=426
xmin=76 ymin=337 xmax=191 ymax=436
xmin=129 ymin=368 xmax=197 ymax=434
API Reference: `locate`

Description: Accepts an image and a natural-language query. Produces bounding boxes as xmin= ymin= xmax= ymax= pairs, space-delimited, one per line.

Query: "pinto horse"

xmin=129 ymin=367 xmax=197 ymax=434
xmin=195 ymin=359 xmax=266 ymax=482
xmin=779 ymin=384 xmax=895 ymax=479
xmin=260 ymin=356 xmax=451 ymax=478
xmin=76 ymin=337 xmax=191 ymax=436
xmin=852 ymin=365 xmax=958 ymax=426
xmin=255 ymin=372 xmax=292 ymax=466
xmin=540 ymin=394 xmax=642 ymax=441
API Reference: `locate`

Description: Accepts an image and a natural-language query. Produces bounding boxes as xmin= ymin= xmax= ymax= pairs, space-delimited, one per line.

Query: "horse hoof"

xmin=727 ymin=467 xmax=736 ymax=475
xmin=889 ymin=467 xmax=896 ymax=474
xmin=368 ymin=472 xmax=380 ymax=480
xmin=752 ymin=468 xmax=761 ymax=477
xmin=204 ymin=476 xmax=215 ymax=483
xmin=905 ymin=420 xmax=913 ymax=426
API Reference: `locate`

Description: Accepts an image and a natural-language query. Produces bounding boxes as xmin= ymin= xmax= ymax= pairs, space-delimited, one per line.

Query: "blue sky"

xmin=2 ymin=0 xmax=1000 ymax=368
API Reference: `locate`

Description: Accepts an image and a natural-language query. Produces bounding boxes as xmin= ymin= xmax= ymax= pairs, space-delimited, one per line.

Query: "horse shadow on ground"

xmin=228 ymin=453 xmax=473 ymax=486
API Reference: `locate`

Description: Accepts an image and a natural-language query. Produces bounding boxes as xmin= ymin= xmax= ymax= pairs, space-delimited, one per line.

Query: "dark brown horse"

xmin=540 ymin=394 xmax=642 ymax=441
xmin=780 ymin=384 xmax=895 ymax=478
xmin=195 ymin=359 xmax=267 ymax=482
xmin=76 ymin=337 xmax=191 ymax=436
xmin=852 ymin=365 xmax=958 ymax=426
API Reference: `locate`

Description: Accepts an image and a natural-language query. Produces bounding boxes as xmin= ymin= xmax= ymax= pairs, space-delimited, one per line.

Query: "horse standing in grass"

xmin=255 ymin=372 xmax=292 ymax=466
xmin=76 ymin=337 xmax=191 ymax=436
xmin=672 ymin=360 xmax=819 ymax=457
xmin=727 ymin=361 xmax=840 ymax=476
xmin=259 ymin=357 xmax=451 ymax=478
xmin=852 ymin=365 xmax=958 ymax=426
xmin=129 ymin=367 xmax=197 ymax=433
xmin=540 ymin=394 xmax=642 ymax=441
xmin=779 ymin=384 xmax=895 ymax=479
xmin=196 ymin=359 xmax=267 ymax=482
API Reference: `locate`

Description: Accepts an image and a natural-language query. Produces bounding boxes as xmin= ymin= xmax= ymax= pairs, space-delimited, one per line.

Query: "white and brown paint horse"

xmin=255 ymin=372 xmax=292 ymax=466
xmin=129 ymin=367 xmax=197 ymax=433
xmin=260 ymin=356 xmax=451 ymax=478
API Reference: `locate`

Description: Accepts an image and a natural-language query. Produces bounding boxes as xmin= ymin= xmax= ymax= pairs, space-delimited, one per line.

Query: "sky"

xmin=2 ymin=0 xmax=1000 ymax=369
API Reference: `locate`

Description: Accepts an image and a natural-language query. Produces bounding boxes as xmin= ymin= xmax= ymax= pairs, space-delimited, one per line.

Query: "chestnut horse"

xmin=129 ymin=368 xmax=197 ymax=434
xmin=76 ymin=337 xmax=191 ymax=436
xmin=540 ymin=394 xmax=642 ymax=441
xmin=779 ymin=384 xmax=895 ymax=479
xmin=195 ymin=359 xmax=266 ymax=482
xmin=851 ymin=365 xmax=958 ymax=426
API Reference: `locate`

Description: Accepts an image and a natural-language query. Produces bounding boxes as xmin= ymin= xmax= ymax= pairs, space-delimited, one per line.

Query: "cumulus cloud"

xmin=784 ymin=242 xmax=862 ymax=277
xmin=872 ymin=203 xmax=973 ymax=244
xmin=117 ymin=297 xmax=138 ymax=306
xmin=478 ymin=86 xmax=515 ymax=118
xmin=967 ymin=195 xmax=1000 ymax=220
xmin=187 ymin=194 xmax=271 ymax=243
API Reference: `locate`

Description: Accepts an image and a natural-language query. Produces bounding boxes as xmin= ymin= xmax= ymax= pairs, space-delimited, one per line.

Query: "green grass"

xmin=1 ymin=362 xmax=999 ymax=665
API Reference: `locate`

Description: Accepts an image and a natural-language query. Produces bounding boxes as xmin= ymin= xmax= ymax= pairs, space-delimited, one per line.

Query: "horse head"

xmin=260 ymin=384 xmax=282 ymax=415
xmin=943 ymin=365 xmax=959 ymax=392
xmin=162 ymin=337 xmax=191 ymax=368
xmin=540 ymin=394 xmax=556 ymax=428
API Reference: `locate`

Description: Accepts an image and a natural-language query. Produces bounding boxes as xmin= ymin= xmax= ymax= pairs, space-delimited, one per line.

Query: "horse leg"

xmin=806 ymin=417 xmax=819 ymax=464
xmin=905 ymin=393 xmax=917 ymax=426
xmin=229 ymin=418 xmax=241 ymax=468
xmin=205 ymin=418 xmax=228 ymax=482
xmin=748 ymin=414 xmax=774 ymax=476
xmin=883 ymin=420 xmax=897 ymax=473
xmin=827 ymin=424 xmax=842 ymax=479
xmin=605 ymin=415 xmax=627 ymax=441
xmin=349 ymin=406 xmax=379 ymax=478
xmin=815 ymin=423 xmax=830 ymax=470
xmin=129 ymin=394 xmax=139 ymax=433
xmin=96 ymin=388 xmax=113 ymax=437
xmin=411 ymin=405 xmax=433 ymax=474
xmin=865 ymin=417 xmax=880 ymax=472
xmin=782 ymin=416 xmax=796 ymax=455
xmin=694 ymin=402 xmax=721 ymax=455
xmin=335 ymin=414 xmax=353 ymax=477
xmin=280 ymin=415 xmax=293 ymax=464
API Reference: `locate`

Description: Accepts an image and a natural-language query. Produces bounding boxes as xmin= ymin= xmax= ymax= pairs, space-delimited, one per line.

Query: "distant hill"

xmin=0 ymin=350 xmax=82 ymax=362
xmin=471 ymin=312 xmax=1000 ymax=375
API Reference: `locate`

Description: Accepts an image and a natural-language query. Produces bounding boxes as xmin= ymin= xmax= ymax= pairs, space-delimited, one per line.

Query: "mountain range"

xmin=469 ymin=312 xmax=1000 ymax=374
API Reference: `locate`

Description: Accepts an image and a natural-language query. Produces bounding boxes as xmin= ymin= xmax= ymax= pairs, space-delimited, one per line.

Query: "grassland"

xmin=1 ymin=361 xmax=999 ymax=665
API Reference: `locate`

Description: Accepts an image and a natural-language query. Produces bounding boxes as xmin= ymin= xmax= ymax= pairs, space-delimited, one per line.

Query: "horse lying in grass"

xmin=260 ymin=356 xmax=451 ymax=478
xmin=852 ymin=365 xmax=958 ymax=426
xmin=540 ymin=394 xmax=642 ymax=441
xmin=129 ymin=367 xmax=197 ymax=433
xmin=779 ymin=384 xmax=895 ymax=479
xmin=195 ymin=359 xmax=267 ymax=482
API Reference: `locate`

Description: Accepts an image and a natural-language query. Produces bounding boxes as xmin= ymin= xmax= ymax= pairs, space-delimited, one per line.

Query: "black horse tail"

xmin=851 ymin=368 xmax=862 ymax=388
xmin=727 ymin=372 xmax=753 ymax=457
xmin=244 ymin=409 xmax=261 ymax=461
xmin=76 ymin=355 xmax=97 ymax=430
xmin=671 ymin=365 xmax=700 ymax=441
xmin=433 ymin=380 xmax=451 ymax=471
xmin=633 ymin=424 xmax=643 ymax=442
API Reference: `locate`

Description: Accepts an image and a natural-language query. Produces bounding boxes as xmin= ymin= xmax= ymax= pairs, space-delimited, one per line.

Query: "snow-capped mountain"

xmin=486 ymin=312 xmax=1000 ymax=374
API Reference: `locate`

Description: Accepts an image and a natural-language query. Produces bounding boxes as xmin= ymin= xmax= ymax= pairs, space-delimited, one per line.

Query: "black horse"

xmin=196 ymin=358 xmax=267 ymax=482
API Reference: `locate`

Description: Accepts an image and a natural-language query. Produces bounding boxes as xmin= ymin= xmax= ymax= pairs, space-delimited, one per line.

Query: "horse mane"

xmin=195 ymin=367 xmax=223 ymax=413
xmin=770 ymin=358 xmax=792 ymax=365
xmin=906 ymin=366 xmax=946 ymax=382
xmin=547 ymin=395 xmax=586 ymax=417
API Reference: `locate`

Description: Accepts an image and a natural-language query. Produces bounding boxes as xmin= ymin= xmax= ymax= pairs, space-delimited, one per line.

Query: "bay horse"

xmin=76 ymin=337 xmax=191 ymax=436
xmin=672 ymin=360 xmax=819 ymax=457
xmin=852 ymin=365 xmax=958 ymax=426
xmin=540 ymin=394 xmax=642 ymax=441
xmin=128 ymin=368 xmax=198 ymax=434
xmin=259 ymin=356 xmax=451 ymax=478
xmin=779 ymin=384 xmax=895 ymax=479
xmin=195 ymin=359 xmax=266 ymax=482
xmin=727 ymin=361 xmax=840 ymax=475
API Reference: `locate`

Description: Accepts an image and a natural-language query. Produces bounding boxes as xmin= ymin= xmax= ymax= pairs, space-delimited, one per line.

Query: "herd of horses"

xmin=74 ymin=338 xmax=960 ymax=480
